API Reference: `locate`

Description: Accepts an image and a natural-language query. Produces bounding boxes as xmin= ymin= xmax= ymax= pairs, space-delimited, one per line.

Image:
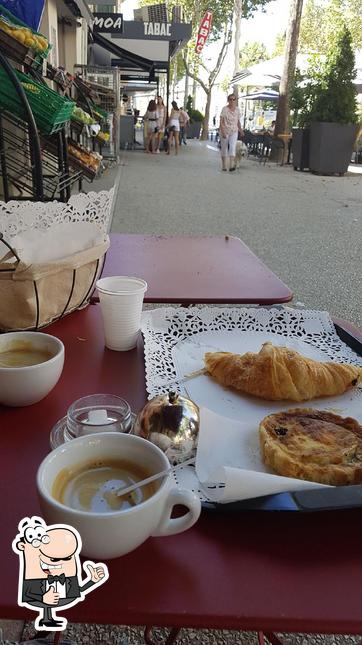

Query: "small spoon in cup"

xmin=116 ymin=456 xmax=196 ymax=499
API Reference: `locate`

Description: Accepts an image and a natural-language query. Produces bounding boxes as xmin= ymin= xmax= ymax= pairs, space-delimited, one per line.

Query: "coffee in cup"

xmin=37 ymin=433 xmax=201 ymax=559
xmin=52 ymin=458 xmax=157 ymax=512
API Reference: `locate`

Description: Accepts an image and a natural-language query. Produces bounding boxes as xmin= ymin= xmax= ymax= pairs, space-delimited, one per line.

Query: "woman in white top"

xmin=219 ymin=94 xmax=244 ymax=171
xmin=154 ymin=95 xmax=166 ymax=154
xmin=167 ymin=101 xmax=181 ymax=155
xmin=144 ymin=99 xmax=158 ymax=153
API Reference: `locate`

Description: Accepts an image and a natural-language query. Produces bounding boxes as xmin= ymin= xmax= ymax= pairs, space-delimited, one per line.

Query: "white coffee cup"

xmin=37 ymin=432 xmax=201 ymax=559
xmin=0 ymin=331 xmax=64 ymax=406
xmin=96 ymin=276 xmax=147 ymax=351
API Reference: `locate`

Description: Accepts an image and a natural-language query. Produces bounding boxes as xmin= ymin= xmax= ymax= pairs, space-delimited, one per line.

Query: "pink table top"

xmin=101 ymin=234 xmax=293 ymax=304
xmin=1 ymin=306 xmax=362 ymax=635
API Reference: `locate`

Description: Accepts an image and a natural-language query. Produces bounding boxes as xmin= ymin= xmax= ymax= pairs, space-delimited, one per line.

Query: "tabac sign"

xmin=94 ymin=13 xmax=124 ymax=33
xmin=143 ymin=22 xmax=171 ymax=37
xmin=195 ymin=10 xmax=213 ymax=54
xmin=109 ymin=20 xmax=192 ymax=42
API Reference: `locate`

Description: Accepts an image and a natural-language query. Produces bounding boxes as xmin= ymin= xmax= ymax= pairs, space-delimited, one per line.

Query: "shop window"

xmin=91 ymin=5 xmax=115 ymax=12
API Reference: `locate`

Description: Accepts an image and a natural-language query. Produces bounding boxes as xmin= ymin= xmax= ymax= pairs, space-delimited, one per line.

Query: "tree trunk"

xmin=274 ymin=0 xmax=304 ymax=162
xmin=183 ymin=49 xmax=189 ymax=108
xmin=232 ymin=0 xmax=242 ymax=99
xmin=192 ymin=73 xmax=197 ymax=108
xmin=183 ymin=74 xmax=189 ymax=108
xmin=172 ymin=60 xmax=178 ymax=100
xmin=183 ymin=70 xmax=189 ymax=108
xmin=201 ymin=89 xmax=212 ymax=140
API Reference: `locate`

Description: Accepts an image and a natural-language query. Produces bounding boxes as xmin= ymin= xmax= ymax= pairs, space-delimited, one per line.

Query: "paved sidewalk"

xmin=100 ymin=140 xmax=362 ymax=327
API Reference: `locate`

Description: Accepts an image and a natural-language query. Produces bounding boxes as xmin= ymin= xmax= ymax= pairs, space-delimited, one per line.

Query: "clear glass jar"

xmin=50 ymin=393 xmax=134 ymax=448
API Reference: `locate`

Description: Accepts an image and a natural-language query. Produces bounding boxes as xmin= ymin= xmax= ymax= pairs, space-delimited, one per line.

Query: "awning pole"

xmin=243 ymin=86 xmax=248 ymax=128
xmin=115 ymin=68 xmax=121 ymax=161
xmin=166 ymin=44 xmax=170 ymax=119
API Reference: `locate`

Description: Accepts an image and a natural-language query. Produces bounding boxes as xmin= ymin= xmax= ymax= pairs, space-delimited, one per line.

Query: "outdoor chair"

xmin=243 ymin=131 xmax=264 ymax=158
xmin=259 ymin=134 xmax=285 ymax=165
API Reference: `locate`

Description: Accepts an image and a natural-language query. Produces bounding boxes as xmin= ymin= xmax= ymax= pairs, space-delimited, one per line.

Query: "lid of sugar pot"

xmin=133 ymin=391 xmax=199 ymax=464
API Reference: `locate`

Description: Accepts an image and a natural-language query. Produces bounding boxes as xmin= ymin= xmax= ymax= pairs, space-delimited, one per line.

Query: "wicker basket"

xmin=0 ymin=188 xmax=114 ymax=331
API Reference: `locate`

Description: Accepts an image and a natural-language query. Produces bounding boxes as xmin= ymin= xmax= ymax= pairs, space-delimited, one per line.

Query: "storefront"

xmin=89 ymin=13 xmax=192 ymax=128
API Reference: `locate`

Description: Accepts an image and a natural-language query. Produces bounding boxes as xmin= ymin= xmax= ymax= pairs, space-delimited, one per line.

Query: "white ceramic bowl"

xmin=0 ymin=331 xmax=64 ymax=407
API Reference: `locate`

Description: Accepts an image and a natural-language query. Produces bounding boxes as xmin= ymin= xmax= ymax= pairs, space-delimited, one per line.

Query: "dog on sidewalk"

xmin=235 ymin=140 xmax=248 ymax=169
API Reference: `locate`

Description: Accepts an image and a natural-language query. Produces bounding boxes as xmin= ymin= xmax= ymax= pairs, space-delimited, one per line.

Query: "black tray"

xmin=203 ymin=322 xmax=362 ymax=513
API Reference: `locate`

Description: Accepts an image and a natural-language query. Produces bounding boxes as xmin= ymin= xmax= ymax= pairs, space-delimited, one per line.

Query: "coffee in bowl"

xmin=0 ymin=331 xmax=64 ymax=406
xmin=37 ymin=432 xmax=201 ymax=559
xmin=0 ymin=340 xmax=54 ymax=367
xmin=52 ymin=458 xmax=157 ymax=512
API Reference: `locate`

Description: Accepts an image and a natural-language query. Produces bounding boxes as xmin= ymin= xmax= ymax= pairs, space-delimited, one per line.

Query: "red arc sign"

xmin=195 ymin=10 xmax=213 ymax=54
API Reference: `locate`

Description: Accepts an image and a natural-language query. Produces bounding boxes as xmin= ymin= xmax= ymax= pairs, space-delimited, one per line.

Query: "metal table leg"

xmin=144 ymin=626 xmax=181 ymax=644
xmin=258 ymin=633 xmax=286 ymax=645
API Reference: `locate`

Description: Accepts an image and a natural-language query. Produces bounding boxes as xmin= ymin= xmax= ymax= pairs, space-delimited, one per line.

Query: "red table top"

xmin=1 ymin=306 xmax=362 ymax=635
xmin=101 ymin=234 xmax=293 ymax=304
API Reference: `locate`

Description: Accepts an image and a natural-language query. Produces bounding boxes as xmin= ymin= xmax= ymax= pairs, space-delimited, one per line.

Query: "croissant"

xmin=204 ymin=342 xmax=362 ymax=402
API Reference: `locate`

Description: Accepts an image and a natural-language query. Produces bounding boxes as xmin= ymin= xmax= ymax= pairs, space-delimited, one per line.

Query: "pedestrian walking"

xmin=167 ymin=101 xmax=181 ymax=155
xmin=179 ymin=108 xmax=190 ymax=145
xmin=219 ymin=94 xmax=244 ymax=171
xmin=155 ymin=95 xmax=166 ymax=153
xmin=143 ymin=99 xmax=158 ymax=153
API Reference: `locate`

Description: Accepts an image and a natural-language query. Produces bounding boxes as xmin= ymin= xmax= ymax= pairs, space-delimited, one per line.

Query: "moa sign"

xmin=93 ymin=13 xmax=124 ymax=33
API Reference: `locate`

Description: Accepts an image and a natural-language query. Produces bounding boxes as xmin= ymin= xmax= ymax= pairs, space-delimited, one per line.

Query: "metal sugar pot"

xmin=133 ymin=391 xmax=200 ymax=464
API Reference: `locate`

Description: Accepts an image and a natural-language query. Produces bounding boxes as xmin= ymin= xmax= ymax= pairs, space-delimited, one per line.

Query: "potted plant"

xmin=307 ymin=26 xmax=360 ymax=175
xmin=185 ymin=95 xmax=204 ymax=139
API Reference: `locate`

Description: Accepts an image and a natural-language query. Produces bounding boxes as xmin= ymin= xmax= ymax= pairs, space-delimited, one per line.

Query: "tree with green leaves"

xmin=308 ymin=26 xmax=358 ymax=124
xmin=272 ymin=32 xmax=286 ymax=57
xmin=291 ymin=26 xmax=358 ymax=127
xmin=298 ymin=0 xmax=362 ymax=53
xmin=273 ymin=0 xmax=362 ymax=62
xmin=239 ymin=41 xmax=269 ymax=68
xmin=170 ymin=52 xmax=186 ymax=96
xmin=185 ymin=0 xmax=273 ymax=138
xmin=220 ymin=75 xmax=231 ymax=92
xmin=141 ymin=0 xmax=272 ymax=138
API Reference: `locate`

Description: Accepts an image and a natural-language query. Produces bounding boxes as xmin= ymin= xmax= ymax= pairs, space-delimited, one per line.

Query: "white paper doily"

xmin=0 ymin=187 xmax=114 ymax=240
xmin=142 ymin=306 xmax=362 ymax=399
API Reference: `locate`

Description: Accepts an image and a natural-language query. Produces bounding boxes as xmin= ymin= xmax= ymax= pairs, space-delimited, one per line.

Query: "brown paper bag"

xmin=0 ymin=239 xmax=109 ymax=331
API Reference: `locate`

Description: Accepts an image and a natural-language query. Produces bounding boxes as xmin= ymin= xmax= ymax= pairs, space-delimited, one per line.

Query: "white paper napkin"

xmin=10 ymin=222 xmax=107 ymax=264
xmin=195 ymin=407 xmax=329 ymax=503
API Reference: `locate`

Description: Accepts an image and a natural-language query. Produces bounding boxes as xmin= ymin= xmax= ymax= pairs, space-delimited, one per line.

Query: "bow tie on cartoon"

xmin=48 ymin=573 xmax=66 ymax=584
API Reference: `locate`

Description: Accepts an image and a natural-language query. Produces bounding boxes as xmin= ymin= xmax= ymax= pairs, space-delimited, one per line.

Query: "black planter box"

xmin=292 ymin=128 xmax=310 ymax=170
xmin=187 ymin=122 xmax=202 ymax=139
xmin=309 ymin=122 xmax=359 ymax=175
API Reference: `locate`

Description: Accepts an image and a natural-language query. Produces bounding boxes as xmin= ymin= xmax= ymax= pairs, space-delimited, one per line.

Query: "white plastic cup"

xmin=96 ymin=276 xmax=147 ymax=351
